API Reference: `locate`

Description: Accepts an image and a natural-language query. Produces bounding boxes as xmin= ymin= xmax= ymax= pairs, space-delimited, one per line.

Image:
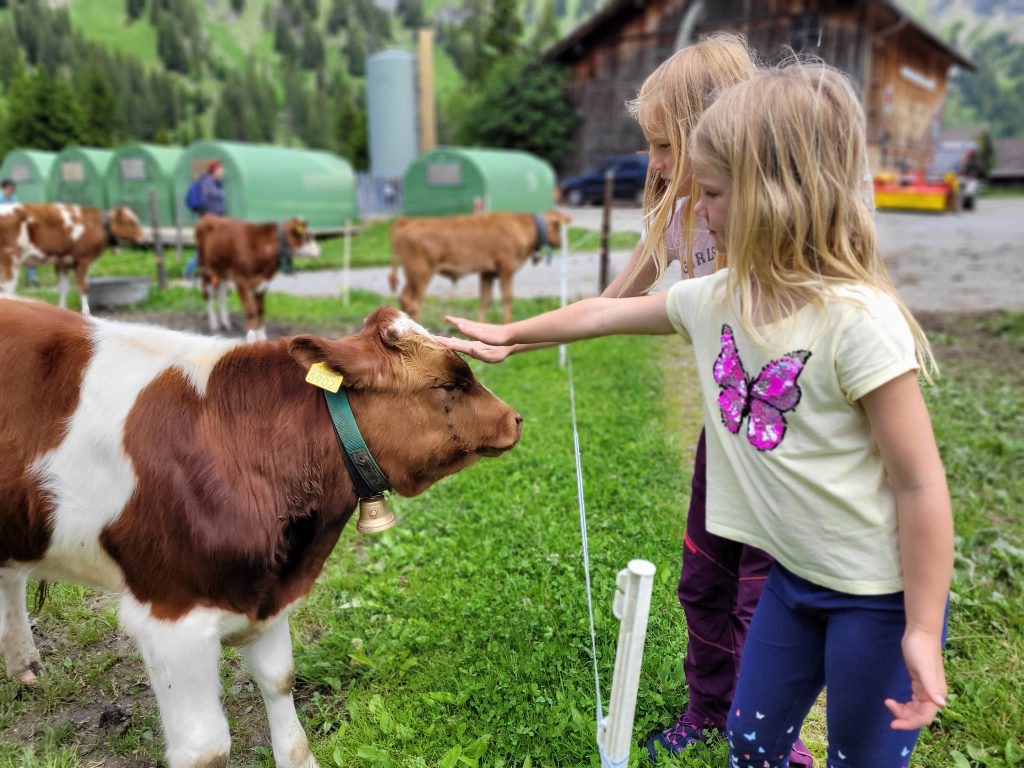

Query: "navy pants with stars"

xmin=727 ymin=566 xmax=943 ymax=768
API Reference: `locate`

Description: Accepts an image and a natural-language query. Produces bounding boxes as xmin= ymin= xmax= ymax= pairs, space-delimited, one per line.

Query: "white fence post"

xmin=597 ymin=559 xmax=656 ymax=768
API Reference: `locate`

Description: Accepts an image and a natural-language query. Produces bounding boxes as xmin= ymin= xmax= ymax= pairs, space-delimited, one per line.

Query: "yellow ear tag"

xmin=305 ymin=361 xmax=343 ymax=393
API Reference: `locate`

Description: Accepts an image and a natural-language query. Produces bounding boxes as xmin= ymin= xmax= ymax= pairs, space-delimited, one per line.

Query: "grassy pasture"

xmin=0 ymin=288 xmax=1020 ymax=768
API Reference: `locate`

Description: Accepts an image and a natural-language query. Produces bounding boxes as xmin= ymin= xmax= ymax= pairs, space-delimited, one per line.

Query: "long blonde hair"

xmin=624 ymin=33 xmax=756 ymax=294
xmin=689 ymin=62 xmax=937 ymax=377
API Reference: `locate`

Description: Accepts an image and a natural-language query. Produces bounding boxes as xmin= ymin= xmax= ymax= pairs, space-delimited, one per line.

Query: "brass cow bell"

xmin=356 ymin=494 xmax=396 ymax=533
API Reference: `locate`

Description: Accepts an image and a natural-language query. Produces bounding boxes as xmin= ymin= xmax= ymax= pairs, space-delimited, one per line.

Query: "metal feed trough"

xmin=88 ymin=276 xmax=151 ymax=309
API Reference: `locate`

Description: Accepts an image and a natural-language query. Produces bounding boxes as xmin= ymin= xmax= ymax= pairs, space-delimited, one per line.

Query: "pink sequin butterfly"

xmin=713 ymin=324 xmax=811 ymax=452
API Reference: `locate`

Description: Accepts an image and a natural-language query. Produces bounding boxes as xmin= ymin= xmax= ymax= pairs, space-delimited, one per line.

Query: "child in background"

xmin=441 ymin=35 xmax=813 ymax=765
xmin=442 ymin=62 xmax=953 ymax=767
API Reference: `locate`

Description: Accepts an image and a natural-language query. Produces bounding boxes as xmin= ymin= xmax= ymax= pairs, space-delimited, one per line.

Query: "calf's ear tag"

xmin=305 ymin=361 xmax=343 ymax=393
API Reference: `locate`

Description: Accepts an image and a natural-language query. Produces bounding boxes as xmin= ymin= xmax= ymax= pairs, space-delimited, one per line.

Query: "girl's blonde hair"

xmin=624 ymin=33 xmax=756 ymax=294
xmin=689 ymin=61 xmax=937 ymax=377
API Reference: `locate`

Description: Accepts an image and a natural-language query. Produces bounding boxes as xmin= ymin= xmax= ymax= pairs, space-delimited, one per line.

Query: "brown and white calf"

xmin=0 ymin=299 xmax=521 ymax=768
xmin=195 ymin=214 xmax=322 ymax=342
xmin=0 ymin=202 xmax=145 ymax=313
xmin=388 ymin=209 xmax=571 ymax=323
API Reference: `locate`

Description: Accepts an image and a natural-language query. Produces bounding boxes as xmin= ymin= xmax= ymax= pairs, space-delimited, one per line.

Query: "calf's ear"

xmin=286 ymin=334 xmax=381 ymax=388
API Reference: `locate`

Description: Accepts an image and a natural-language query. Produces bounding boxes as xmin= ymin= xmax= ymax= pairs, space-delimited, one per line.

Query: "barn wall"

xmin=553 ymin=0 xmax=962 ymax=177
xmin=562 ymin=0 xmax=691 ymax=174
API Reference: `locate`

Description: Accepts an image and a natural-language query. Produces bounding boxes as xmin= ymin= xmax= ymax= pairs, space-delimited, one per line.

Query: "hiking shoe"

xmin=644 ymin=712 xmax=718 ymax=762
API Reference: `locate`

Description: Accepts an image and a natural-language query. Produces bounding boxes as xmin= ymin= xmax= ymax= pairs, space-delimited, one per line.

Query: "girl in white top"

xmin=443 ymin=36 xmax=820 ymax=763
xmin=442 ymin=62 xmax=953 ymax=766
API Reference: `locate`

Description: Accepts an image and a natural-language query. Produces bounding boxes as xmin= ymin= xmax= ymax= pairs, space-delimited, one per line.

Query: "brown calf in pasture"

xmin=0 ymin=202 xmax=145 ymax=313
xmin=388 ymin=209 xmax=571 ymax=323
xmin=195 ymin=214 xmax=322 ymax=341
xmin=0 ymin=299 xmax=521 ymax=768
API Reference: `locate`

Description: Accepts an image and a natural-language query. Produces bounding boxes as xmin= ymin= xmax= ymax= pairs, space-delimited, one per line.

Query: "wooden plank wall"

xmin=558 ymin=0 xmax=956 ymax=176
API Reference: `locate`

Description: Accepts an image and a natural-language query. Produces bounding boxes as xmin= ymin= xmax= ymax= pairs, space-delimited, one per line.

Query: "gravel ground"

xmin=270 ymin=198 xmax=1024 ymax=313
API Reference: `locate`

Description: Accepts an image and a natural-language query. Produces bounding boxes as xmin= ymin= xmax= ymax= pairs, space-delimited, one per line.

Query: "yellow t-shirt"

xmin=666 ymin=270 xmax=919 ymax=594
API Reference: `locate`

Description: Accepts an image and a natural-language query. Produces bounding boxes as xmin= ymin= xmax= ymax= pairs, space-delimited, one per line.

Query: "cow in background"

xmin=388 ymin=209 xmax=571 ymax=323
xmin=195 ymin=214 xmax=321 ymax=342
xmin=0 ymin=203 xmax=145 ymax=313
xmin=0 ymin=299 xmax=521 ymax=768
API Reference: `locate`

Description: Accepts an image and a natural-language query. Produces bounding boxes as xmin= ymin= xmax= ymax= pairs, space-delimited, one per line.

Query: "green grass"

xmin=67 ymin=0 xmax=159 ymax=64
xmin=0 ymin=296 xmax=1020 ymax=768
xmin=14 ymin=221 xmax=640 ymax=289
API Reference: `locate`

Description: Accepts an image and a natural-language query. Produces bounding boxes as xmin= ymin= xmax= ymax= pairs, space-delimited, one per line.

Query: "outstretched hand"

xmin=885 ymin=628 xmax=947 ymax=730
xmin=443 ymin=315 xmax=512 ymax=347
xmin=435 ymin=334 xmax=515 ymax=363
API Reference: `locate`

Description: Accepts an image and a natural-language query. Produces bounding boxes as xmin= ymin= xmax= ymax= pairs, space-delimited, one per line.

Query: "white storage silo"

xmin=366 ymin=49 xmax=419 ymax=179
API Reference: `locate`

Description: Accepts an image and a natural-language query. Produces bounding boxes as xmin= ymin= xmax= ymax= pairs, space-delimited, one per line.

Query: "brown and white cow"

xmin=388 ymin=209 xmax=571 ymax=323
xmin=195 ymin=214 xmax=322 ymax=342
xmin=0 ymin=203 xmax=145 ymax=313
xmin=0 ymin=298 xmax=521 ymax=768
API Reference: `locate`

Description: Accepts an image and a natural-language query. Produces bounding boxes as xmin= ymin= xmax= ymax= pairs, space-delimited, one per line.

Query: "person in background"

xmin=184 ymin=161 xmax=227 ymax=279
xmin=1 ymin=178 xmax=38 ymax=288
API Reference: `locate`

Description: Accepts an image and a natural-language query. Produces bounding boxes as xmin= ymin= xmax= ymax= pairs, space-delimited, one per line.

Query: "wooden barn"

xmin=545 ymin=0 xmax=974 ymax=176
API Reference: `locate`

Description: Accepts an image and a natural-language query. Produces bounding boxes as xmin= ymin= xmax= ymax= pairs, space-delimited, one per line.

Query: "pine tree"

xmin=76 ymin=66 xmax=121 ymax=147
xmin=231 ymin=0 xmax=246 ymax=13
xmin=5 ymin=69 xmax=83 ymax=150
xmin=300 ymin=21 xmax=325 ymax=70
xmin=529 ymin=0 xmax=560 ymax=54
xmin=156 ymin=13 xmax=189 ymax=73
xmin=126 ymin=0 xmax=147 ymax=22
xmin=0 ymin=22 xmax=24 ymax=86
xmin=326 ymin=0 xmax=348 ymax=34
xmin=485 ymin=0 xmax=522 ymax=59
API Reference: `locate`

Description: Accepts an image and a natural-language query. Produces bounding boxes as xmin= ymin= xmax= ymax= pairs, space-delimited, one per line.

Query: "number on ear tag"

xmin=305 ymin=361 xmax=343 ymax=392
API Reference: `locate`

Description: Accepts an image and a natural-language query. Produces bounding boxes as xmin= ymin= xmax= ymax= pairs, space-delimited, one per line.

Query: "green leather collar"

xmin=322 ymin=387 xmax=391 ymax=497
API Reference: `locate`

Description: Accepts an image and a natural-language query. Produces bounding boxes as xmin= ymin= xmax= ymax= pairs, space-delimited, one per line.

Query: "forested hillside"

xmin=0 ymin=0 xmax=1019 ymax=176
xmin=0 ymin=0 xmax=585 ymax=169
xmin=903 ymin=0 xmax=1024 ymax=138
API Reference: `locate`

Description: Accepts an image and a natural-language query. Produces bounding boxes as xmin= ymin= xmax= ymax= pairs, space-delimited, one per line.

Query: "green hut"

xmin=106 ymin=144 xmax=184 ymax=227
xmin=47 ymin=147 xmax=115 ymax=208
xmin=402 ymin=147 xmax=556 ymax=217
xmin=0 ymin=150 xmax=56 ymax=202
xmin=175 ymin=141 xmax=357 ymax=230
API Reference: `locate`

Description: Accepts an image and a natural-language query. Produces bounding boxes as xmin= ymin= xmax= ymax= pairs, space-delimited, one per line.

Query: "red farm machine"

xmin=874 ymin=140 xmax=981 ymax=213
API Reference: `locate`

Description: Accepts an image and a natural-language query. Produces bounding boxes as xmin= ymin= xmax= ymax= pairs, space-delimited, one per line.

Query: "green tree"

xmin=126 ymin=0 xmax=147 ymax=22
xmin=4 ymin=69 xmax=82 ymax=150
xmin=274 ymin=14 xmax=297 ymax=58
xmin=528 ymin=0 xmax=560 ymax=54
xmin=485 ymin=0 xmax=522 ymax=59
xmin=0 ymin=22 xmax=24 ymax=86
xmin=156 ymin=13 xmax=189 ymax=73
xmin=456 ymin=59 xmax=580 ymax=169
xmin=76 ymin=66 xmax=121 ymax=146
xmin=300 ymin=21 xmax=325 ymax=70
xmin=327 ymin=0 xmax=348 ymax=33
xmin=231 ymin=0 xmax=245 ymax=13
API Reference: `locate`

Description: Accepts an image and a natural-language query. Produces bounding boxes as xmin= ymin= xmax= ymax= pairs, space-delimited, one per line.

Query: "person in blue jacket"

xmin=184 ymin=161 xmax=227 ymax=279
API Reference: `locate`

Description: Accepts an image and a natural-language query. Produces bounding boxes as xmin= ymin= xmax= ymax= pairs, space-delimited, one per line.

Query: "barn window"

xmin=9 ymin=163 xmax=30 ymax=183
xmin=426 ymin=162 xmax=462 ymax=186
xmin=61 ymin=161 xmax=84 ymax=182
xmin=120 ymin=158 xmax=148 ymax=181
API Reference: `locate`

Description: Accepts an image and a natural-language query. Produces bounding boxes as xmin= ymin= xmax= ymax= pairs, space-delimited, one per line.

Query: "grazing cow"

xmin=195 ymin=214 xmax=322 ymax=342
xmin=0 ymin=203 xmax=145 ymax=313
xmin=388 ymin=209 xmax=571 ymax=323
xmin=0 ymin=298 xmax=521 ymax=768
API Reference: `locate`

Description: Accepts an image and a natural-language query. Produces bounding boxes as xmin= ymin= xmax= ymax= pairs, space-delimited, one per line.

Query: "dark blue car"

xmin=560 ymin=153 xmax=649 ymax=207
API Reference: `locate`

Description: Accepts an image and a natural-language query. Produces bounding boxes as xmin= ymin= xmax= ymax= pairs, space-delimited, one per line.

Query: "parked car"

xmin=925 ymin=140 xmax=982 ymax=210
xmin=560 ymin=153 xmax=649 ymax=207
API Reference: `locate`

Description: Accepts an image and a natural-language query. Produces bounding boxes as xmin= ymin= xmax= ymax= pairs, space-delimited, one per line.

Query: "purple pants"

xmin=678 ymin=430 xmax=774 ymax=730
